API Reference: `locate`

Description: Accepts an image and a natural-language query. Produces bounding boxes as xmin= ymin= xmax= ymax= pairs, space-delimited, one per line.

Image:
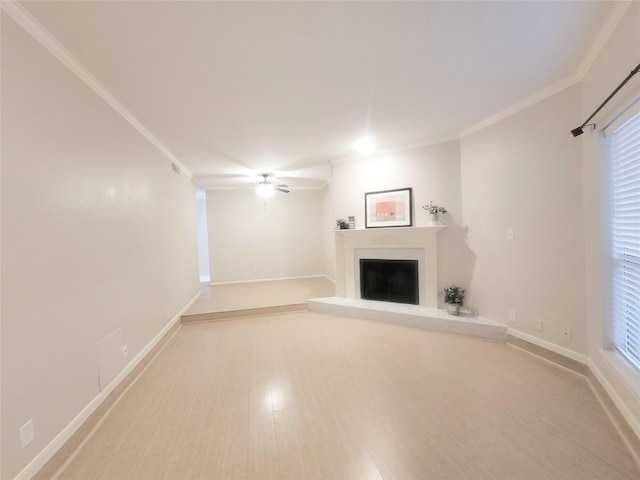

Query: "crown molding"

xmin=1 ymin=0 xmax=192 ymax=178
xmin=575 ymin=1 xmax=633 ymax=81
xmin=340 ymin=2 xmax=633 ymax=155
xmin=460 ymin=1 xmax=632 ymax=139
xmin=331 ymin=132 xmax=460 ymax=165
xmin=3 ymin=0 xmax=631 ymax=170
xmin=459 ymin=75 xmax=578 ymax=138
xmin=197 ymin=182 xmax=329 ymax=191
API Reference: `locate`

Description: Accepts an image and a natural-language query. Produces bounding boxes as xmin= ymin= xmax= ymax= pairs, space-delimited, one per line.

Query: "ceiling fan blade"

xmin=275 ymin=184 xmax=288 ymax=188
xmin=276 ymin=188 xmax=290 ymax=193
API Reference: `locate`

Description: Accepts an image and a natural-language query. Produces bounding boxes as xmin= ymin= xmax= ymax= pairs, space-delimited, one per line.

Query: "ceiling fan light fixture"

xmin=257 ymin=182 xmax=274 ymax=198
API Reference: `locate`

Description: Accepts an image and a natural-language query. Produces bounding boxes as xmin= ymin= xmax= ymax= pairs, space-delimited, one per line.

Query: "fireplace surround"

xmin=334 ymin=226 xmax=445 ymax=308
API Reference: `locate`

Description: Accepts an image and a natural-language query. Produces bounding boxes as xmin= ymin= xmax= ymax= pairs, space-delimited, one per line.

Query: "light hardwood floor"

xmin=51 ymin=310 xmax=638 ymax=479
xmin=186 ymin=277 xmax=336 ymax=315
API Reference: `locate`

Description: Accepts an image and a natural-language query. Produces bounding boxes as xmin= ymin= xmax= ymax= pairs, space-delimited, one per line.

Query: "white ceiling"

xmin=20 ymin=1 xmax=616 ymax=189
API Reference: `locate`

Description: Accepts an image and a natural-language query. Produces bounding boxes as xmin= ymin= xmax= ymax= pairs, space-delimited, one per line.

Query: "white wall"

xmin=1 ymin=14 xmax=200 ymax=479
xmin=580 ymin=2 xmax=640 ymax=436
xmin=460 ymin=85 xmax=586 ymax=353
xmin=458 ymin=2 xmax=640 ymax=437
xmin=206 ymin=188 xmax=329 ymax=283
xmin=320 ymin=182 xmax=336 ymax=281
xmin=331 ymin=141 xmax=471 ymax=302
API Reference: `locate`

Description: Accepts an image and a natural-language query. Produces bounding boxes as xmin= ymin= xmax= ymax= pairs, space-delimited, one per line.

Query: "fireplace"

xmin=360 ymin=259 xmax=419 ymax=305
xmin=334 ymin=226 xmax=445 ymax=308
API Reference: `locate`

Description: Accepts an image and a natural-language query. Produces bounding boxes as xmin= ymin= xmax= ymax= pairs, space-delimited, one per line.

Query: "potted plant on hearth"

xmin=423 ymin=201 xmax=447 ymax=225
xmin=441 ymin=285 xmax=465 ymax=316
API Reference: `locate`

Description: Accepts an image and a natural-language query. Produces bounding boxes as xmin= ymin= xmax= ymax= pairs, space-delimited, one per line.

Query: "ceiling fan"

xmin=256 ymin=174 xmax=289 ymax=197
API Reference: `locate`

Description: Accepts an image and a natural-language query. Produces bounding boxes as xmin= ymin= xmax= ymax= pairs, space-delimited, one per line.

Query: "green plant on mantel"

xmin=422 ymin=201 xmax=447 ymax=215
xmin=336 ymin=219 xmax=349 ymax=230
xmin=441 ymin=285 xmax=465 ymax=305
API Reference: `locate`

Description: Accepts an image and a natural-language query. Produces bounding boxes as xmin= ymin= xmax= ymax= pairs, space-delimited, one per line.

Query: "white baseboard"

xmin=14 ymin=291 xmax=201 ymax=480
xmin=589 ymin=353 xmax=640 ymax=440
xmin=508 ymin=329 xmax=639 ymax=449
xmin=322 ymin=274 xmax=336 ymax=284
xmin=507 ymin=328 xmax=588 ymax=365
xmin=210 ymin=274 xmax=332 ymax=286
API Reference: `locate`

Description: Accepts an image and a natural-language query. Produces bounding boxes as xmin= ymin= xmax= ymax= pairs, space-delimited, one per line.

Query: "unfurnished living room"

xmin=2 ymin=1 xmax=640 ymax=479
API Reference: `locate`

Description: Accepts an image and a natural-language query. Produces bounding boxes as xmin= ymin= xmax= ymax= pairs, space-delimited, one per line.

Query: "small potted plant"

xmin=422 ymin=201 xmax=447 ymax=225
xmin=441 ymin=285 xmax=465 ymax=316
xmin=336 ymin=219 xmax=349 ymax=230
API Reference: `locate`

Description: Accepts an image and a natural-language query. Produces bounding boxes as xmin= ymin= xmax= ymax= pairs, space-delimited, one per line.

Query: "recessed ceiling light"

xmin=354 ymin=136 xmax=375 ymax=155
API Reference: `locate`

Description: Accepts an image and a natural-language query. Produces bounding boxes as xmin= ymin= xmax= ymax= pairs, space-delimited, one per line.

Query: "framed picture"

xmin=365 ymin=188 xmax=413 ymax=228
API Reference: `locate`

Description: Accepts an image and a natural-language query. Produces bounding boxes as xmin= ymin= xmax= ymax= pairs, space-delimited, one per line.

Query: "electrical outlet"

xmin=508 ymin=310 xmax=517 ymax=322
xmin=534 ymin=318 xmax=543 ymax=332
xmin=507 ymin=228 xmax=515 ymax=240
xmin=560 ymin=326 xmax=571 ymax=341
xmin=122 ymin=344 xmax=129 ymax=358
xmin=20 ymin=419 xmax=34 ymax=448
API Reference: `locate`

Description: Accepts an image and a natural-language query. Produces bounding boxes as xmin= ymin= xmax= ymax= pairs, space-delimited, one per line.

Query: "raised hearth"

xmin=308 ymin=297 xmax=507 ymax=342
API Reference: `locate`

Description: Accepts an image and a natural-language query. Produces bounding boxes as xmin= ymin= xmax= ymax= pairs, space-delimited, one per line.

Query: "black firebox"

xmin=359 ymin=259 xmax=419 ymax=305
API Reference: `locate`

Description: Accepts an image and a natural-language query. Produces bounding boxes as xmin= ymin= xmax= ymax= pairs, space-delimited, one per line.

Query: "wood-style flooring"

xmin=186 ymin=277 xmax=336 ymax=315
xmin=52 ymin=310 xmax=639 ymax=479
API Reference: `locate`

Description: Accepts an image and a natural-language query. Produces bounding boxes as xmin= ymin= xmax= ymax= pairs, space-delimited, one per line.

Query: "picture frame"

xmin=365 ymin=187 xmax=413 ymax=228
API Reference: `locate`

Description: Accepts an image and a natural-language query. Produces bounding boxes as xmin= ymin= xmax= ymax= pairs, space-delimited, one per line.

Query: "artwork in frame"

xmin=365 ymin=188 xmax=413 ymax=228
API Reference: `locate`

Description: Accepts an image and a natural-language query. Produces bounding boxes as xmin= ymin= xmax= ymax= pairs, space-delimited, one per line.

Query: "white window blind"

xmin=610 ymin=109 xmax=640 ymax=369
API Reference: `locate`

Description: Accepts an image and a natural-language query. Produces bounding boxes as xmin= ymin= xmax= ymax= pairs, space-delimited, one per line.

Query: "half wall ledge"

xmin=307 ymin=297 xmax=507 ymax=342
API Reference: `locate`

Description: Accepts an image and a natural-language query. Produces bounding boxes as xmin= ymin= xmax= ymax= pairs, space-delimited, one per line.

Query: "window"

xmin=609 ymin=108 xmax=640 ymax=369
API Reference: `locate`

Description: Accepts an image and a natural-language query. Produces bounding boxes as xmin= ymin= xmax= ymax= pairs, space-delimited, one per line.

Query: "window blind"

xmin=610 ymin=110 xmax=640 ymax=369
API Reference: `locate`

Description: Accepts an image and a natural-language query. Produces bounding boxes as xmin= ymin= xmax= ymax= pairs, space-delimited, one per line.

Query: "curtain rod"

xmin=571 ymin=63 xmax=640 ymax=137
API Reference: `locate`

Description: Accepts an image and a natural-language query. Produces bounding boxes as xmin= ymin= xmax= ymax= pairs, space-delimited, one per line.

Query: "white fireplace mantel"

xmin=334 ymin=226 xmax=446 ymax=308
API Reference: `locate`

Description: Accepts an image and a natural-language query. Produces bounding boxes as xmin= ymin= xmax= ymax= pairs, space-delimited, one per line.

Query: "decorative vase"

xmin=429 ymin=213 xmax=440 ymax=226
xmin=447 ymin=304 xmax=460 ymax=316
